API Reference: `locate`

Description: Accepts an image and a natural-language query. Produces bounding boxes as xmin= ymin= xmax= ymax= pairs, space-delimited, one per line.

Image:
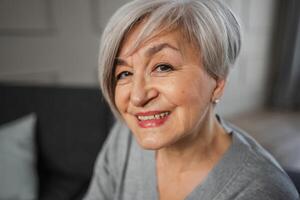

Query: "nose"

xmin=130 ymin=74 xmax=158 ymax=107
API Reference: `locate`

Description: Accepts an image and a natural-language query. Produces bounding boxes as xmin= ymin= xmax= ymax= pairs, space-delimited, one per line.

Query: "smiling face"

xmin=114 ymin=23 xmax=224 ymax=150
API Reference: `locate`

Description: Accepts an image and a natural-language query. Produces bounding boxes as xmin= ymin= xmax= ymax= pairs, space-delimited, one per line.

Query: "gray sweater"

xmin=84 ymin=117 xmax=299 ymax=200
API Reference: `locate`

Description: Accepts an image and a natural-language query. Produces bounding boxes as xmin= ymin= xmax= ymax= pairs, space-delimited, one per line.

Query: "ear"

xmin=212 ymin=78 xmax=226 ymax=102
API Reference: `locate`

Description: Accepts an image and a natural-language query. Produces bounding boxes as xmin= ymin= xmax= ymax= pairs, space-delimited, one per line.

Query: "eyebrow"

xmin=146 ymin=43 xmax=180 ymax=57
xmin=115 ymin=43 xmax=180 ymax=67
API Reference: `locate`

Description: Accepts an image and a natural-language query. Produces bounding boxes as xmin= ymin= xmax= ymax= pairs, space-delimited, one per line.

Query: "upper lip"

xmin=135 ymin=110 xmax=170 ymax=116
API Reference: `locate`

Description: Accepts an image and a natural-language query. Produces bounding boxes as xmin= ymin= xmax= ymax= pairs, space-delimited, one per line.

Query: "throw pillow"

xmin=0 ymin=113 xmax=38 ymax=200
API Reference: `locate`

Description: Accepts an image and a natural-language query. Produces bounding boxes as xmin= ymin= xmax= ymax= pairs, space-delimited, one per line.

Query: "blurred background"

xmin=0 ymin=0 xmax=299 ymax=187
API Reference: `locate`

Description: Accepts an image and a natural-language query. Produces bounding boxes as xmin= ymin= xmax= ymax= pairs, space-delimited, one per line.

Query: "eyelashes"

xmin=116 ymin=71 xmax=133 ymax=81
xmin=115 ymin=63 xmax=175 ymax=81
xmin=154 ymin=63 xmax=174 ymax=72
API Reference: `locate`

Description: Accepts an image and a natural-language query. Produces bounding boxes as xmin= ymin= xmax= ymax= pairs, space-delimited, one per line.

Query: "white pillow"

xmin=0 ymin=114 xmax=38 ymax=200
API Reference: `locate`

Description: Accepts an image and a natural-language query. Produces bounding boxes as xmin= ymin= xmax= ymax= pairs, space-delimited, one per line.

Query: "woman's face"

xmin=114 ymin=24 xmax=222 ymax=150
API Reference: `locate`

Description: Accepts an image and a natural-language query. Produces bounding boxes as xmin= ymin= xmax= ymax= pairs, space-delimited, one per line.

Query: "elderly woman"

xmin=84 ymin=0 xmax=299 ymax=199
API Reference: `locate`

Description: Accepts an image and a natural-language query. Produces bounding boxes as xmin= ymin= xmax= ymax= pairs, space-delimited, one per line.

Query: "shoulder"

xmin=225 ymin=121 xmax=299 ymax=199
xmin=84 ymin=121 xmax=133 ymax=200
xmin=235 ymin=155 xmax=299 ymax=199
xmin=231 ymin=166 xmax=299 ymax=199
xmin=94 ymin=120 xmax=133 ymax=174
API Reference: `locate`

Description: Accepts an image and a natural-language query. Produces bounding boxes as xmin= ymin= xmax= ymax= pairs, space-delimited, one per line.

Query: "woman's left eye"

xmin=154 ymin=64 xmax=173 ymax=72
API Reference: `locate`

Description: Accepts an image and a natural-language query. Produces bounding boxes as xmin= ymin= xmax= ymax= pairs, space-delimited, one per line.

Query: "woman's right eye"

xmin=116 ymin=71 xmax=132 ymax=80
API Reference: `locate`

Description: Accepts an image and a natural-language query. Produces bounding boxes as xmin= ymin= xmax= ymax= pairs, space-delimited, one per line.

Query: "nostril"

xmin=131 ymin=95 xmax=146 ymax=106
xmin=130 ymin=74 xmax=159 ymax=107
xmin=130 ymin=87 xmax=147 ymax=107
xmin=146 ymin=88 xmax=159 ymax=101
xmin=130 ymin=87 xmax=159 ymax=107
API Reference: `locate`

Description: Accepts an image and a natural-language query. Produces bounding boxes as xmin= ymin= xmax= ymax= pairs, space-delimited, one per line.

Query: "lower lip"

xmin=137 ymin=115 xmax=170 ymax=128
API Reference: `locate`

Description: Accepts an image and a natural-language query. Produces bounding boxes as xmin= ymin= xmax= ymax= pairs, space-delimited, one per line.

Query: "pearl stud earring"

xmin=213 ymin=99 xmax=220 ymax=104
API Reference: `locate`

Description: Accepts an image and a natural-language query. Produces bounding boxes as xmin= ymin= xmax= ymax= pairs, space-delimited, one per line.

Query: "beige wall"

xmin=218 ymin=0 xmax=278 ymax=117
xmin=0 ymin=0 xmax=278 ymax=117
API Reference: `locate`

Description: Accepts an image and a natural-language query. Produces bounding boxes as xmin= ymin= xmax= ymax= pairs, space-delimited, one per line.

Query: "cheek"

xmin=114 ymin=85 xmax=130 ymax=112
xmin=166 ymin=72 xmax=214 ymax=125
xmin=162 ymin=75 xmax=209 ymax=107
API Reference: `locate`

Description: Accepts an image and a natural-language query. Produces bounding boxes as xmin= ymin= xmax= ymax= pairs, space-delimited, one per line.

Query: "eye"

xmin=116 ymin=71 xmax=132 ymax=80
xmin=154 ymin=63 xmax=174 ymax=72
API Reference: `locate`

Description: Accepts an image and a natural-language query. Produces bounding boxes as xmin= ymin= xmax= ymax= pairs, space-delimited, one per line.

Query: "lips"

xmin=136 ymin=111 xmax=170 ymax=128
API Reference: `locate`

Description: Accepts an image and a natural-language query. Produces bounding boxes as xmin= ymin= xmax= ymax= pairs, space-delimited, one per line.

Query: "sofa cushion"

xmin=0 ymin=113 xmax=38 ymax=200
xmin=0 ymin=84 xmax=113 ymax=200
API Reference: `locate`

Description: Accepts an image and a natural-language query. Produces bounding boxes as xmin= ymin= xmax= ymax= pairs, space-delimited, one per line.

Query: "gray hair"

xmin=98 ymin=0 xmax=241 ymax=116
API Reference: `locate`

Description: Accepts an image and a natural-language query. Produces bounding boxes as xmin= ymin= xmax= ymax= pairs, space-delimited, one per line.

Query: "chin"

xmin=136 ymin=137 xmax=165 ymax=150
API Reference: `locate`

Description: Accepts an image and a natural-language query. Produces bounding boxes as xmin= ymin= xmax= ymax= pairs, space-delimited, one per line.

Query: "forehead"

xmin=117 ymin=21 xmax=190 ymax=58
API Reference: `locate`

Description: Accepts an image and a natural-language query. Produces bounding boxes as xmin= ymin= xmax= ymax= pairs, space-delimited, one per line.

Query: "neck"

xmin=156 ymin=111 xmax=231 ymax=173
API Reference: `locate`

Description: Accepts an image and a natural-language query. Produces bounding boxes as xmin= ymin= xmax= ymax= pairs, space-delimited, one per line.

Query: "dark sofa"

xmin=0 ymin=84 xmax=299 ymax=199
xmin=0 ymin=84 xmax=113 ymax=200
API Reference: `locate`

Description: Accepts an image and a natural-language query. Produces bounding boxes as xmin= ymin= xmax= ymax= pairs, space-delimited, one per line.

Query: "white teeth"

xmin=137 ymin=112 xmax=170 ymax=121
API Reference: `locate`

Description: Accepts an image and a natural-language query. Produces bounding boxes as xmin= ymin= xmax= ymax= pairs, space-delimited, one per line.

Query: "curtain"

xmin=270 ymin=0 xmax=300 ymax=110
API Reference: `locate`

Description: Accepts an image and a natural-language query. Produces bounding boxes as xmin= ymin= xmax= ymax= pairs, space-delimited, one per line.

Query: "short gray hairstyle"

xmin=98 ymin=0 xmax=241 ymax=116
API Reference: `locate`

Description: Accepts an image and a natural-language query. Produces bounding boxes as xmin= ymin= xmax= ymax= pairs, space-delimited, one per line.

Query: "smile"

xmin=135 ymin=111 xmax=171 ymax=128
xmin=137 ymin=111 xmax=170 ymax=121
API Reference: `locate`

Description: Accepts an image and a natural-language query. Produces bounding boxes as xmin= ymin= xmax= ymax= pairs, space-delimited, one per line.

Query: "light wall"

xmin=0 ymin=0 xmax=278 ymax=117
xmin=218 ymin=0 xmax=278 ymax=117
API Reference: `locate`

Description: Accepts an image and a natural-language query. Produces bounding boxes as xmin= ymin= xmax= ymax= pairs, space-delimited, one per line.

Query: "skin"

xmin=114 ymin=22 xmax=232 ymax=200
